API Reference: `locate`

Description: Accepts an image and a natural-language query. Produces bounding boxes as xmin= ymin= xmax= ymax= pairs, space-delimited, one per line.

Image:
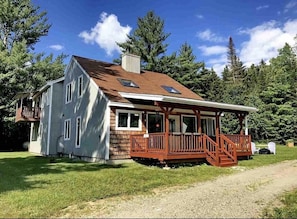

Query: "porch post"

xmin=165 ymin=111 xmax=169 ymax=156
xmin=193 ymin=109 xmax=202 ymax=133
xmin=238 ymin=113 xmax=246 ymax=150
xmin=155 ymin=102 xmax=174 ymax=158
xmin=245 ymin=115 xmax=248 ymax=135
xmin=215 ymin=112 xmax=221 ymax=145
xmin=238 ymin=114 xmax=244 ymax=135
xmin=215 ymin=112 xmax=221 ymax=165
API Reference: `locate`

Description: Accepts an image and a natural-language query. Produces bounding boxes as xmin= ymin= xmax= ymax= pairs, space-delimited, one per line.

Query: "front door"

xmin=147 ymin=113 xmax=164 ymax=133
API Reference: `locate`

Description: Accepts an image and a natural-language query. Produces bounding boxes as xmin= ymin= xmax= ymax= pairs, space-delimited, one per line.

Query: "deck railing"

xmin=203 ymin=134 xmax=219 ymax=166
xmin=21 ymin=106 xmax=40 ymax=119
xmin=220 ymin=134 xmax=237 ymax=163
xmin=130 ymin=133 xmax=251 ymax=162
xmin=131 ymin=133 xmax=204 ymax=155
xmin=169 ymin=133 xmax=203 ymax=153
xmin=224 ymin=134 xmax=251 ymax=152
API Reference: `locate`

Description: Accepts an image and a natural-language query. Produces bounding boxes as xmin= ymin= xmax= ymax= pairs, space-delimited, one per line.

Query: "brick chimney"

xmin=121 ymin=53 xmax=140 ymax=74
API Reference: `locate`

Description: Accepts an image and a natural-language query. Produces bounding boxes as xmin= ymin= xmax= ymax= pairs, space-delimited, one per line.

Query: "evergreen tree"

xmin=195 ymin=67 xmax=224 ymax=102
xmin=167 ymin=43 xmax=204 ymax=93
xmin=223 ymin=37 xmax=245 ymax=84
xmin=117 ymin=11 xmax=170 ymax=71
xmin=0 ymin=0 xmax=66 ymax=151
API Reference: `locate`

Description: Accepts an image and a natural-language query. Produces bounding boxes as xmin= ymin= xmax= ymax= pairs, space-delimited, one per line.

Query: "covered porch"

xmin=120 ymin=93 xmax=257 ymax=167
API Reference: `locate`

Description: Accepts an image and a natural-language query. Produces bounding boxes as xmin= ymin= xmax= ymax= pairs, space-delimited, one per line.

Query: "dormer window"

xmin=118 ymin=78 xmax=139 ymax=88
xmin=162 ymin=85 xmax=181 ymax=94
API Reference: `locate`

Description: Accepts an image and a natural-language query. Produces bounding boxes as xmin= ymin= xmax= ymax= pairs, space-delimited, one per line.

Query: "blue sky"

xmin=32 ymin=0 xmax=297 ymax=75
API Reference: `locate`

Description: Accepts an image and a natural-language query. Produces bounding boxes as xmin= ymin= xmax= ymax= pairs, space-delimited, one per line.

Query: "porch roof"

xmin=118 ymin=92 xmax=258 ymax=113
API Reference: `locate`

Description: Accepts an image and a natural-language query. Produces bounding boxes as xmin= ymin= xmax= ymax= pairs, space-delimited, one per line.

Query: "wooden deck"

xmin=15 ymin=106 xmax=40 ymax=122
xmin=130 ymin=133 xmax=252 ymax=167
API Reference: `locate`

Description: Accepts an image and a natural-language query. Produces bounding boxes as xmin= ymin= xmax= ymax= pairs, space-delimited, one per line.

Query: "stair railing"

xmin=220 ymin=134 xmax=237 ymax=163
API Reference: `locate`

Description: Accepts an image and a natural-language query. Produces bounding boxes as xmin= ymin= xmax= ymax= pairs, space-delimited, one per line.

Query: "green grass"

xmin=0 ymin=152 xmax=233 ymax=218
xmin=262 ymin=189 xmax=297 ymax=218
xmin=1 ymin=146 xmax=297 ymax=218
xmin=239 ymin=145 xmax=297 ymax=168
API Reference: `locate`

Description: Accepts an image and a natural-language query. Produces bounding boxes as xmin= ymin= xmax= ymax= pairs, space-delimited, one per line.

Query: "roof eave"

xmin=118 ymin=92 xmax=258 ymax=113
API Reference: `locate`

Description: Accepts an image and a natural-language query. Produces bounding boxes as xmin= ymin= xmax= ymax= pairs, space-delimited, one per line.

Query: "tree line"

xmin=0 ymin=2 xmax=295 ymax=151
xmin=116 ymin=11 xmax=297 ymax=144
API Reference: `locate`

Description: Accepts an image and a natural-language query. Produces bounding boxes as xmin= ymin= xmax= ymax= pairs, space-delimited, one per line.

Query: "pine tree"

xmin=0 ymin=0 xmax=66 ymax=151
xmin=224 ymin=37 xmax=245 ymax=84
xmin=167 ymin=43 xmax=204 ymax=93
xmin=117 ymin=11 xmax=170 ymax=71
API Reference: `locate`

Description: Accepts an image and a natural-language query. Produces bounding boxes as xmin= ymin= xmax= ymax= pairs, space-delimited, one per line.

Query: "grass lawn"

xmin=1 ymin=145 xmax=297 ymax=218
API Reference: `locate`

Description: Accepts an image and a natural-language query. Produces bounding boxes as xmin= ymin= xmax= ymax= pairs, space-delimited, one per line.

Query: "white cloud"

xmin=239 ymin=19 xmax=297 ymax=66
xmin=49 ymin=44 xmax=64 ymax=51
xmin=197 ymin=29 xmax=226 ymax=43
xmin=196 ymin=14 xmax=204 ymax=19
xmin=79 ymin=12 xmax=132 ymax=56
xmin=284 ymin=1 xmax=297 ymax=13
xmin=198 ymin=45 xmax=226 ymax=56
xmin=256 ymin=5 xmax=269 ymax=11
xmin=205 ymin=55 xmax=227 ymax=77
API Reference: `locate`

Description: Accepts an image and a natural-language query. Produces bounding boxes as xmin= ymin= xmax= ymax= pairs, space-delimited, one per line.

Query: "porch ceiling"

xmin=118 ymin=92 xmax=258 ymax=114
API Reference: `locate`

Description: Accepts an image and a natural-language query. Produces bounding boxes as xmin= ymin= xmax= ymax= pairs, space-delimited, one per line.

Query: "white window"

xmin=65 ymin=82 xmax=72 ymax=103
xmin=64 ymin=119 xmax=71 ymax=140
xmin=182 ymin=115 xmax=197 ymax=133
xmin=75 ymin=116 xmax=81 ymax=148
xmin=78 ymin=75 xmax=83 ymax=98
xmin=116 ymin=110 xmax=142 ymax=130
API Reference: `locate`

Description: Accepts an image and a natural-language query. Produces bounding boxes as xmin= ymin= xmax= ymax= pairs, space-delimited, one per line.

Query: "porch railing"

xmin=220 ymin=134 xmax=237 ymax=163
xmin=169 ymin=133 xmax=203 ymax=153
xmin=203 ymin=134 xmax=219 ymax=166
xmin=131 ymin=133 xmax=204 ymax=154
xmin=224 ymin=134 xmax=251 ymax=152
xmin=130 ymin=133 xmax=252 ymax=161
xmin=21 ymin=106 xmax=40 ymax=119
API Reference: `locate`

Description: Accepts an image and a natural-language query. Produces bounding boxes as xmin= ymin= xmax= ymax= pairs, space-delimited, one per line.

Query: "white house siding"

xmin=61 ymin=58 xmax=109 ymax=161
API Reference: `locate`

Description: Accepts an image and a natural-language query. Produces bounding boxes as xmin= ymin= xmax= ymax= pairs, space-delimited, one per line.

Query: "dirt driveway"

xmin=62 ymin=160 xmax=297 ymax=218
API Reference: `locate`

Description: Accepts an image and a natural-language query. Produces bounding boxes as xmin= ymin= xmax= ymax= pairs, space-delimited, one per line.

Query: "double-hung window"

xmin=65 ymin=82 xmax=72 ymax=103
xmin=75 ymin=116 xmax=81 ymax=148
xmin=64 ymin=119 xmax=71 ymax=140
xmin=116 ymin=110 xmax=142 ymax=130
xmin=78 ymin=75 xmax=83 ymax=98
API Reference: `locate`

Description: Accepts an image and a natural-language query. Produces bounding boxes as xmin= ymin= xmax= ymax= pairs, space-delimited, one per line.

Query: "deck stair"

xmin=218 ymin=153 xmax=237 ymax=167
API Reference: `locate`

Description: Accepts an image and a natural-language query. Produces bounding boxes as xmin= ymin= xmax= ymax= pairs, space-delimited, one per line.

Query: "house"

xmin=15 ymin=54 xmax=257 ymax=167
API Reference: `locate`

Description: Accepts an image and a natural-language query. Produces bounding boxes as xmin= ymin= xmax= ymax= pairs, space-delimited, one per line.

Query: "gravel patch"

xmin=95 ymin=160 xmax=297 ymax=218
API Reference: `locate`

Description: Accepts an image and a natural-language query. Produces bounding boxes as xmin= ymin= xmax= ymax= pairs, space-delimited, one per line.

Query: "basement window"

xmin=118 ymin=78 xmax=139 ymax=88
xmin=162 ymin=85 xmax=181 ymax=94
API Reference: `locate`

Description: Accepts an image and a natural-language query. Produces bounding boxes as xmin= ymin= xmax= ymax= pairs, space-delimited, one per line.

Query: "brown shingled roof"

xmin=74 ymin=55 xmax=204 ymax=104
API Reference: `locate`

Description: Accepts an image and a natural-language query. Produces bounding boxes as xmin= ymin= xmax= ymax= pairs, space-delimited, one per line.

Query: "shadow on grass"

xmin=0 ymin=153 xmax=125 ymax=194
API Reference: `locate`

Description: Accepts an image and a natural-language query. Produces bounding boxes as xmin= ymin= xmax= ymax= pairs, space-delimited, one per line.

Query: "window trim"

xmin=64 ymin=119 xmax=71 ymax=140
xmin=75 ymin=116 xmax=81 ymax=148
xmin=115 ymin=109 xmax=142 ymax=131
xmin=65 ymin=82 xmax=72 ymax=104
xmin=77 ymin=75 xmax=83 ymax=98
xmin=181 ymin=115 xmax=197 ymax=133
